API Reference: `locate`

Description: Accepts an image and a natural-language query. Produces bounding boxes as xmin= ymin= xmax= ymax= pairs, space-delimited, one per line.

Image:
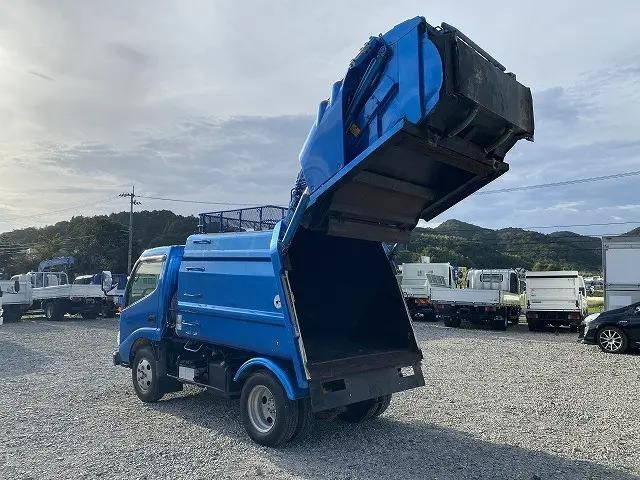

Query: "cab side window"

xmin=125 ymin=259 xmax=164 ymax=306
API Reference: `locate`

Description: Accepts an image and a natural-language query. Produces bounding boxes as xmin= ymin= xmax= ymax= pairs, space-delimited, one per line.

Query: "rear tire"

xmin=81 ymin=310 xmax=100 ymax=320
xmin=597 ymin=326 xmax=628 ymax=354
xmin=371 ymin=394 xmax=392 ymax=418
xmin=443 ymin=316 xmax=461 ymax=328
xmin=132 ymin=346 xmax=164 ymax=402
xmin=240 ymin=370 xmax=299 ymax=447
xmin=569 ymin=324 xmax=578 ymax=333
xmin=44 ymin=302 xmax=64 ymax=321
xmin=491 ymin=316 xmax=508 ymax=331
xmin=291 ymin=397 xmax=314 ymax=442
xmin=338 ymin=397 xmax=381 ymax=423
xmin=527 ymin=319 xmax=542 ymax=332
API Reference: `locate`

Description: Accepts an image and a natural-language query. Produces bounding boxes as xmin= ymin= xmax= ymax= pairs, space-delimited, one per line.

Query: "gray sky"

xmin=1 ymin=0 xmax=639 ymax=235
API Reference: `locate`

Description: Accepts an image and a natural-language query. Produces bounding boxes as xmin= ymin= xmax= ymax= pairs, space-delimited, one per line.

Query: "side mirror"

xmin=635 ymin=306 xmax=640 ymax=315
xmin=102 ymin=271 xmax=113 ymax=294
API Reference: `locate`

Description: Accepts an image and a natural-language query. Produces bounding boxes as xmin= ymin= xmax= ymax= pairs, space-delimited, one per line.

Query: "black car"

xmin=580 ymin=302 xmax=640 ymax=354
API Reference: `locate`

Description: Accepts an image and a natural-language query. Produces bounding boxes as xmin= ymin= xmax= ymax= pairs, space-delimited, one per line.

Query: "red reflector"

xmin=485 ymin=306 xmax=496 ymax=312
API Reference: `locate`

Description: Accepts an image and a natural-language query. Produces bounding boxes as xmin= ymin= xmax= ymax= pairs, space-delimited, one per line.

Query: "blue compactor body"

xmin=115 ymin=17 xmax=534 ymax=446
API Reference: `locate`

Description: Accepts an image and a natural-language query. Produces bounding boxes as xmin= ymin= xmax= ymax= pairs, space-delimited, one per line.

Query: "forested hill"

xmin=0 ymin=210 xmax=198 ymax=277
xmin=0 ymin=213 xmax=613 ymax=278
xmin=396 ymin=219 xmax=603 ymax=273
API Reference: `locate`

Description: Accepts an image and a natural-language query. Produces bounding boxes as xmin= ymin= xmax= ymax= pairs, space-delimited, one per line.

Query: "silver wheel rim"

xmin=599 ymin=329 xmax=623 ymax=352
xmin=136 ymin=359 xmax=153 ymax=392
xmin=247 ymin=385 xmax=276 ymax=434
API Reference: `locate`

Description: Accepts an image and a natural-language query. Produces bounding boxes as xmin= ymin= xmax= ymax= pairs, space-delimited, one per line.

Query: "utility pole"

xmin=119 ymin=186 xmax=141 ymax=274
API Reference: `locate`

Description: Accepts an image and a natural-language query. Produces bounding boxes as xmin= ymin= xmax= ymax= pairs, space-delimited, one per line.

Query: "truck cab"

xmin=114 ymin=16 xmax=533 ymax=446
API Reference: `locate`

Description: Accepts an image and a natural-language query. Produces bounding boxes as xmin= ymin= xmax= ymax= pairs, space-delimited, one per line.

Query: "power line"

xmin=475 ymin=169 xmax=640 ymax=195
xmin=136 ymin=194 xmax=263 ymax=207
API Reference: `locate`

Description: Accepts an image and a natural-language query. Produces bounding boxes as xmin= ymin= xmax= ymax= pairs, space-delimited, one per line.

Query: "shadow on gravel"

xmin=149 ymin=389 xmax=637 ymax=480
xmin=0 ymin=340 xmax=51 ymax=378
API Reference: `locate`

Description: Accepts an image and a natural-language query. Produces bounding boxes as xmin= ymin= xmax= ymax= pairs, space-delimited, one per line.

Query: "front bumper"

xmin=578 ymin=323 xmax=597 ymax=344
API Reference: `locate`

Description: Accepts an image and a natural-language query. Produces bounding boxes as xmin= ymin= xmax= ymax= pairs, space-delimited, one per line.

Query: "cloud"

xmin=28 ymin=70 xmax=54 ymax=81
xmin=0 ymin=1 xmax=639 ymax=237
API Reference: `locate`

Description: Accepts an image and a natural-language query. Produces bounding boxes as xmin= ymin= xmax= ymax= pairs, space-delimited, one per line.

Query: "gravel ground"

xmin=1 ymin=316 xmax=639 ymax=480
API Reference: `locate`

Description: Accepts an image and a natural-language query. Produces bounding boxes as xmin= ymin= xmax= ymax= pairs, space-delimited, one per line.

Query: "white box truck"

xmin=525 ymin=271 xmax=588 ymax=331
xmin=602 ymin=235 xmax=640 ymax=311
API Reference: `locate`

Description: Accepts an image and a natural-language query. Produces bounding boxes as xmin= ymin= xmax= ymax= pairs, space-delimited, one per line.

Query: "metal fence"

xmin=198 ymin=206 xmax=288 ymax=234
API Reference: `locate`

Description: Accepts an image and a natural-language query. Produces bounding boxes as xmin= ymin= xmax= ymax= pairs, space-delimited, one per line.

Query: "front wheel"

xmin=597 ymin=327 xmax=628 ymax=354
xmin=240 ymin=370 xmax=300 ymax=447
xmin=132 ymin=346 xmax=164 ymax=402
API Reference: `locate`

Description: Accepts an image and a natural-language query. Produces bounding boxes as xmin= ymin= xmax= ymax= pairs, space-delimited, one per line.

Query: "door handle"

xmin=147 ymin=315 xmax=156 ymax=323
xmin=186 ymin=267 xmax=205 ymax=272
xmin=183 ymin=293 xmax=202 ymax=299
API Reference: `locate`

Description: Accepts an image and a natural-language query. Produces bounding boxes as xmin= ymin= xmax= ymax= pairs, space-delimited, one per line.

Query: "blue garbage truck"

xmin=113 ymin=17 xmax=534 ymax=446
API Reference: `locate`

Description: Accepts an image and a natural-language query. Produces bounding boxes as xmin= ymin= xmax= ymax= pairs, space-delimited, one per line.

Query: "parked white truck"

xmin=602 ymin=235 xmax=640 ymax=311
xmin=8 ymin=270 xmax=113 ymax=320
xmin=0 ymin=278 xmax=33 ymax=323
xmin=433 ymin=269 xmax=521 ymax=331
xmin=525 ymin=271 xmax=588 ymax=331
xmin=399 ymin=263 xmax=447 ymax=320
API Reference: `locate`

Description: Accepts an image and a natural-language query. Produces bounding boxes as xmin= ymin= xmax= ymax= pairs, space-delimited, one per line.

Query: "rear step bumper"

xmin=309 ymin=362 xmax=424 ymax=412
xmin=307 ymin=350 xmax=424 ymax=412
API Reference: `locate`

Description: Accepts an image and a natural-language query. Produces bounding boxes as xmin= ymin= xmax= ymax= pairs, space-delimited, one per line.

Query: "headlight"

xmin=583 ymin=313 xmax=600 ymax=325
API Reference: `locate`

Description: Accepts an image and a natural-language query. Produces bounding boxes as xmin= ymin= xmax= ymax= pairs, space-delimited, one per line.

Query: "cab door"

xmin=119 ymin=255 xmax=165 ymax=343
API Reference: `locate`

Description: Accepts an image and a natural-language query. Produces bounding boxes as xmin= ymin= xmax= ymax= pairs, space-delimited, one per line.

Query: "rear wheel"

xmin=443 ymin=316 xmax=461 ymax=328
xmin=81 ymin=309 xmax=100 ymax=319
xmin=338 ymin=395 xmax=391 ymax=423
xmin=291 ymin=397 xmax=314 ymax=442
xmin=132 ymin=346 xmax=164 ymax=402
xmin=569 ymin=324 xmax=579 ymax=333
xmin=597 ymin=327 xmax=628 ymax=354
xmin=371 ymin=394 xmax=392 ymax=417
xmin=240 ymin=370 xmax=299 ymax=446
xmin=44 ymin=302 xmax=64 ymax=321
xmin=527 ymin=319 xmax=543 ymax=332
xmin=491 ymin=316 xmax=508 ymax=331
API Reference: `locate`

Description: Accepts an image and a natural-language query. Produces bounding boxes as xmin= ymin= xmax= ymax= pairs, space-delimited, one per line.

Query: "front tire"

xmin=240 ymin=370 xmax=299 ymax=447
xmin=597 ymin=326 xmax=628 ymax=354
xmin=132 ymin=346 xmax=164 ymax=402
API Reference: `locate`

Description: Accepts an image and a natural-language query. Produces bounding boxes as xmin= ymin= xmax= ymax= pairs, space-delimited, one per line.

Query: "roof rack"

xmin=198 ymin=205 xmax=288 ymax=234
